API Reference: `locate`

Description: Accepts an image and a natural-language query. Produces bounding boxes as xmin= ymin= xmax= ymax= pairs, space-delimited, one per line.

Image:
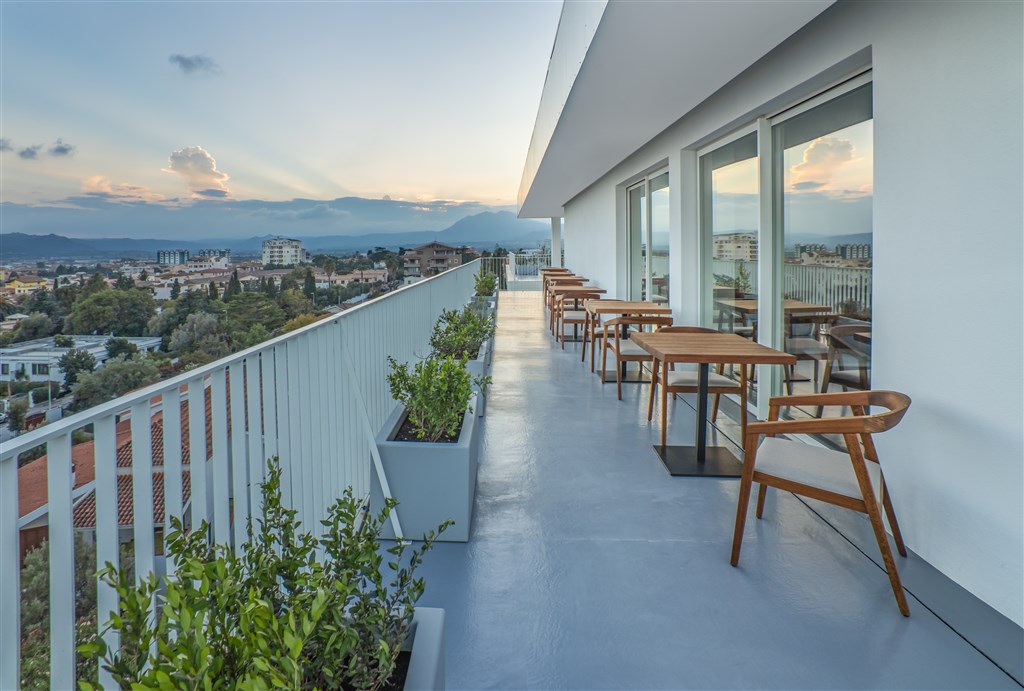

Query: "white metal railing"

xmin=0 ymin=260 xmax=479 ymax=689
xmin=711 ymin=259 xmax=872 ymax=313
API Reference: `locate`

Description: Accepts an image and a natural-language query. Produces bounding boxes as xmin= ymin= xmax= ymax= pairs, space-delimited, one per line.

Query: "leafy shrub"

xmin=29 ymin=382 xmax=60 ymax=404
xmin=474 ymin=271 xmax=497 ymax=297
xmin=428 ymin=307 xmax=495 ymax=361
xmin=53 ymin=334 xmax=75 ymax=348
xmin=79 ymin=458 xmax=449 ymax=690
xmin=387 ymin=356 xmax=488 ymax=442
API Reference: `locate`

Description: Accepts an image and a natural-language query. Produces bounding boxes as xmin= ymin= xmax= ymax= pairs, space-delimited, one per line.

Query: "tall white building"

xmin=261 ymin=237 xmax=308 ymax=266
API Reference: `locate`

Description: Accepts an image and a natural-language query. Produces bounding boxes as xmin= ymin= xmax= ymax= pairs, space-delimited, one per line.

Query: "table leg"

xmin=581 ymin=311 xmax=590 ymax=362
xmin=620 ymin=323 xmax=628 ymax=379
xmin=695 ymin=363 xmax=709 ymax=464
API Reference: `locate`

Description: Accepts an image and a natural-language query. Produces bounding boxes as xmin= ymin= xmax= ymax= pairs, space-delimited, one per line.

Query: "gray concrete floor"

xmin=417 ymin=292 xmax=1020 ymax=690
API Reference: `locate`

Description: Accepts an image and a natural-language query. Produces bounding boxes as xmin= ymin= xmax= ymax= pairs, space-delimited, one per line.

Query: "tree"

xmin=105 ymin=336 xmax=139 ymax=360
xmin=12 ymin=313 xmax=55 ymax=342
xmin=225 ymin=292 xmax=286 ymax=334
xmin=303 ymin=269 xmax=317 ymax=300
xmin=85 ymin=272 xmax=107 ymax=295
xmin=53 ymin=334 xmax=74 ymax=348
xmin=278 ymin=288 xmax=313 ymax=320
xmin=71 ymin=354 xmax=160 ymax=411
xmin=231 ymin=323 xmax=271 ymax=350
xmin=263 ymin=276 xmax=278 ymax=298
xmin=283 ymin=313 xmax=319 ymax=333
xmin=7 ymin=398 xmax=29 ymax=433
xmin=323 ymin=260 xmax=336 ymax=283
xmin=58 ymin=348 xmax=97 ymax=389
xmin=170 ymin=278 xmax=181 ymax=299
xmin=169 ymin=312 xmax=222 ymax=354
xmin=208 ymin=281 xmax=220 ymax=300
xmin=115 ymin=274 xmax=134 ymax=291
xmin=139 ymin=269 xmax=149 ymax=282
xmin=68 ymin=289 xmax=156 ymax=337
xmin=225 ymin=270 xmax=242 ymax=299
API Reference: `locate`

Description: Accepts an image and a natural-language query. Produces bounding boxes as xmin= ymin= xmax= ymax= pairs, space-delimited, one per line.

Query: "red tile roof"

xmin=72 ymin=471 xmax=192 ymax=528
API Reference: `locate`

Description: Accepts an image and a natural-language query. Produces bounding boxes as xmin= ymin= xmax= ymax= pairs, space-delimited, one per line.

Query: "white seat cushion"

xmin=665 ymin=371 xmax=738 ymax=389
xmin=561 ymin=310 xmax=587 ymax=321
xmin=755 ymin=437 xmax=881 ymax=500
xmin=829 ymin=369 xmax=869 ymax=386
xmin=612 ymin=340 xmax=649 ymax=357
xmin=786 ymin=337 xmax=826 ymax=358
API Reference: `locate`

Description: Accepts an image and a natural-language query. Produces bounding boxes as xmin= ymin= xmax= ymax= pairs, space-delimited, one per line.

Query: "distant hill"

xmin=0 ymin=211 xmax=549 ymax=259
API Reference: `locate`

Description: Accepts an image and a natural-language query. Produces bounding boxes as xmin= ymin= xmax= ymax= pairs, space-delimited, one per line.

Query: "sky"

xmin=0 ymin=1 xmax=562 ymax=239
xmin=711 ymin=120 xmax=873 ymax=243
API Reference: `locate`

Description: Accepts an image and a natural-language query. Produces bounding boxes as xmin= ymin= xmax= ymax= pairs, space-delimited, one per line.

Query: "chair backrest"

xmin=556 ymin=291 xmax=602 ymax=311
xmin=829 ymin=324 xmax=871 ymax=357
xmin=860 ymin=390 xmax=911 ymax=433
xmin=658 ymin=325 xmax=717 ymax=335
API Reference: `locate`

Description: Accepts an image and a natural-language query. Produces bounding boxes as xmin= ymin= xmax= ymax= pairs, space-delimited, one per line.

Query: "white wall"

xmin=561 ymin=0 xmax=1023 ymax=625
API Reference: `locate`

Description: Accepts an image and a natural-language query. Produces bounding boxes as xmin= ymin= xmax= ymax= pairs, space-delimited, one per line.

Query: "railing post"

xmin=0 ymin=455 xmax=21 ymax=689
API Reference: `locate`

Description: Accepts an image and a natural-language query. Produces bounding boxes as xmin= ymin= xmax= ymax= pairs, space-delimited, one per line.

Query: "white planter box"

xmin=371 ymin=395 xmax=480 ymax=542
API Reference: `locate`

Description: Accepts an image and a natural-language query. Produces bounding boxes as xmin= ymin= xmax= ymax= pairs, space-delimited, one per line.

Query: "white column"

xmin=550 ymin=217 xmax=562 ymax=267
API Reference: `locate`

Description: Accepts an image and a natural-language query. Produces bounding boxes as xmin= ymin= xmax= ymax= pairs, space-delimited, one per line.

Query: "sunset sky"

xmin=0 ymin=1 xmax=561 ymax=238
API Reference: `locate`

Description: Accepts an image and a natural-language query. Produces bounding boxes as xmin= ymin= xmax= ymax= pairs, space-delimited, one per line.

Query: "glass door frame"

xmin=625 ymin=168 xmax=669 ymax=304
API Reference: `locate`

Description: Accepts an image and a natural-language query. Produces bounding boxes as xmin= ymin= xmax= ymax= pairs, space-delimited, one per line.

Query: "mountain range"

xmin=0 ymin=211 xmax=549 ymax=259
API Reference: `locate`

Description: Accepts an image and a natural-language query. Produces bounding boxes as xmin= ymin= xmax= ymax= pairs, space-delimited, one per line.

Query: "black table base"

xmin=654 ymin=445 xmax=743 ymax=477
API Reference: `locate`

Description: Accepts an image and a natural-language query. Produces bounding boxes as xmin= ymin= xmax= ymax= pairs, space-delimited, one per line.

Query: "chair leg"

xmin=660 ymin=371 xmax=668 ymax=447
xmin=601 ymin=341 xmax=608 ymax=384
xmin=616 ymin=357 xmax=623 ymax=400
xmin=731 ymin=453 xmax=756 ymax=567
xmin=581 ymin=314 xmax=589 ymax=362
xmin=711 ymin=393 xmax=721 ymax=423
xmin=866 ymin=496 xmax=911 ymax=616
xmin=755 ymin=484 xmax=767 ymax=518
xmin=647 ymin=359 xmax=659 ymax=421
xmin=882 ymin=484 xmax=908 ymax=557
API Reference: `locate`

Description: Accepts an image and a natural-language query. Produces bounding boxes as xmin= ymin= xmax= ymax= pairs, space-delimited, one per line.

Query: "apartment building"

xmin=262 ymin=237 xmax=309 ymax=266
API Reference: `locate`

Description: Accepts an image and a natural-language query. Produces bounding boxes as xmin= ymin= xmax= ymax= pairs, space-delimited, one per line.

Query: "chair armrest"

xmin=767 ymin=391 xmax=870 ymax=408
xmin=747 ymin=415 xmax=870 ymax=438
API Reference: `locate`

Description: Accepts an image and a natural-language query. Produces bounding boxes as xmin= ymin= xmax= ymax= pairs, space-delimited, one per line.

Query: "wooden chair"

xmin=646 ymin=326 xmax=748 ymax=442
xmin=817 ymin=324 xmax=871 ymax=416
xmin=600 ymin=315 xmax=673 ymax=400
xmin=730 ymin=390 xmax=913 ymax=616
xmin=554 ymin=291 xmax=601 ymax=348
xmin=581 ymin=302 xmax=605 ymax=368
xmin=783 ymin=313 xmax=838 ymax=394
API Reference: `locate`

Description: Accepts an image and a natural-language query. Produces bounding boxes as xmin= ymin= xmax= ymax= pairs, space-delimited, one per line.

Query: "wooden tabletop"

xmin=545 ymin=275 xmax=586 ymax=284
xmin=714 ymin=298 xmax=830 ymax=314
xmin=631 ymin=331 xmax=796 ymax=365
xmin=585 ymin=300 xmax=672 ymax=315
xmin=540 ymin=267 xmax=572 ymax=272
xmin=549 ymin=284 xmax=606 ymax=295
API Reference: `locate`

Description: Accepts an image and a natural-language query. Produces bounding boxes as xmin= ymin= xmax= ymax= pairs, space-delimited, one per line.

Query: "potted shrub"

xmin=372 ymin=355 xmax=489 ymax=543
xmin=429 ymin=307 xmax=495 ymax=414
xmin=474 ymin=271 xmax=498 ymax=309
xmin=79 ymin=459 xmax=449 ymax=690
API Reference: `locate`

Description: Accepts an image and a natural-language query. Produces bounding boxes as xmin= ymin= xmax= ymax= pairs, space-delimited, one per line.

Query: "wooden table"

xmin=631 ymin=331 xmax=795 ymax=477
xmin=714 ymin=298 xmax=831 ymax=330
xmin=582 ymin=301 xmax=673 ymax=373
xmin=544 ymin=275 xmax=587 ymax=308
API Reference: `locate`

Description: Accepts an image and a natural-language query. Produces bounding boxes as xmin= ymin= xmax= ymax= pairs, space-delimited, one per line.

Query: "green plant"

xmin=387 ymin=355 xmax=488 ymax=442
xmin=79 ymin=458 xmax=449 ymax=690
xmin=474 ymin=271 xmax=497 ymax=297
xmin=428 ymin=307 xmax=495 ymax=361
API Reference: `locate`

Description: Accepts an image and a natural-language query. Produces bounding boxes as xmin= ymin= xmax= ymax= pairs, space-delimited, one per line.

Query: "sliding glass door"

xmin=773 ymin=82 xmax=873 ymax=408
xmin=627 ymin=171 xmax=670 ymax=303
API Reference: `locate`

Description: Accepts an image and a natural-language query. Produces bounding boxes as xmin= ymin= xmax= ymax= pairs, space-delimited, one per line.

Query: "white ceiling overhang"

xmin=518 ymin=0 xmax=834 ymax=218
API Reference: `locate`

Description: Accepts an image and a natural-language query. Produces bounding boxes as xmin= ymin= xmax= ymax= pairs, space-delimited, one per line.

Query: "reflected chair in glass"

xmin=646 ymin=326 xmax=748 ymax=443
xmin=783 ymin=313 xmax=838 ymax=394
xmin=730 ymin=390 xmax=912 ymax=616
xmin=600 ymin=315 xmax=673 ymax=400
xmin=817 ymin=324 xmax=871 ymax=416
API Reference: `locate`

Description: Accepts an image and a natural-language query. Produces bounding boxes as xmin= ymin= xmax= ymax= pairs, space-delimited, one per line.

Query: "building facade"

xmin=196 ymin=249 xmax=231 ymax=259
xmin=518 ymin=0 xmax=1023 ymax=627
xmin=262 ymin=238 xmax=308 ymax=266
xmin=401 ymin=242 xmax=463 ymax=278
xmin=0 ymin=335 xmax=162 ymax=383
xmin=156 ymin=249 xmax=190 ymax=265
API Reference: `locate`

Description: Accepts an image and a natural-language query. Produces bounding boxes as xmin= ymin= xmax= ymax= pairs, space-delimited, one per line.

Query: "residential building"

xmin=837 ymin=243 xmax=871 ymax=260
xmin=0 ymin=335 xmax=161 ymax=383
xmin=156 ymin=249 xmax=190 ymax=266
xmin=713 ymin=232 xmax=758 ymax=262
xmin=186 ymin=256 xmax=231 ymax=272
xmin=196 ymin=248 xmax=231 ymax=259
xmin=6 ymin=275 xmax=48 ymax=295
xmin=401 ymin=241 xmax=463 ymax=278
xmin=262 ymin=237 xmax=308 ymax=266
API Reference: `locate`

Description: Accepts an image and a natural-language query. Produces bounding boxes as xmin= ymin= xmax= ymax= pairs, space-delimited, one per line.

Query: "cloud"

xmin=169 ymin=54 xmax=220 ymax=75
xmin=163 ymin=146 xmax=230 ymax=197
xmin=253 ymin=203 xmax=351 ymax=221
xmin=19 ymin=145 xmax=42 ymax=160
xmin=82 ymin=176 xmax=167 ymax=203
xmin=0 ymin=138 xmax=11 ymax=152
xmin=49 ymin=138 xmax=76 ymax=156
xmin=789 ymin=136 xmax=855 ymax=191
xmin=382 ymin=194 xmax=392 ymax=201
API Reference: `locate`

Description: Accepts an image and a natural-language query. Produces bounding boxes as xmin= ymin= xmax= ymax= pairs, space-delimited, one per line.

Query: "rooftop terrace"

xmin=418 ymin=291 xmax=1022 ymax=689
